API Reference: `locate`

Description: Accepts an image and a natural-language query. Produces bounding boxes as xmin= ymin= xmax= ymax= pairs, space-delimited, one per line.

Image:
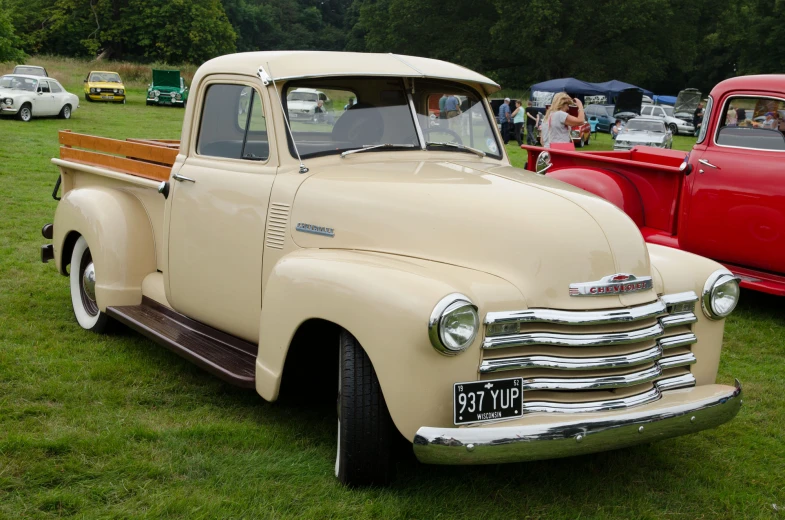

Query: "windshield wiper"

xmin=340 ymin=143 xmax=417 ymax=158
xmin=425 ymin=141 xmax=486 ymax=158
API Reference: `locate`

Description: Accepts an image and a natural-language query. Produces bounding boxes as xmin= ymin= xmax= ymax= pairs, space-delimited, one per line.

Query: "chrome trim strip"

xmin=485 ymin=299 xmax=666 ymax=329
xmin=413 ymin=381 xmax=742 ymax=465
xmin=655 ymin=373 xmax=696 ymax=391
xmin=658 ymin=332 xmax=697 ymax=349
xmin=268 ymin=72 xmax=501 ymax=89
xmin=479 ymin=345 xmax=662 ymax=373
xmin=519 ymin=364 xmax=662 ymax=391
xmin=660 ymin=291 xmax=698 ymax=305
xmin=660 ymin=313 xmax=697 ymax=328
xmin=483 ymin=323 xmax=664 ymax=349
xmin=520 ymin=387 xmax=661 ymax=413
xmin=658 ymin=352 xmax=697 ymax=369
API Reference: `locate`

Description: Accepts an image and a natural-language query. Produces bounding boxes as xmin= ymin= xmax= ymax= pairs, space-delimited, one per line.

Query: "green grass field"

xmin=1 ymin=57 xmax=784 ymax=519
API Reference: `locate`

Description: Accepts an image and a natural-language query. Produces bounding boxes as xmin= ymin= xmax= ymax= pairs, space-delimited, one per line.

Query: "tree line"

xmin=1 ymin=0 xmax=783 ymax=94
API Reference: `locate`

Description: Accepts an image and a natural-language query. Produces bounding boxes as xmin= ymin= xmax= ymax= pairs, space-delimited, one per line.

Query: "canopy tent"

xmin=653 ymin=95 xmax=677 ymax=105
xmin=529 ymin=78 xmax=606 ymax=96
xmin=592 ymin=80 xmax=653 ymax=100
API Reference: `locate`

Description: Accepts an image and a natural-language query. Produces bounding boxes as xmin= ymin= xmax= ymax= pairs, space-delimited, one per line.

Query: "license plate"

xmin=101 ymin=95 xmax=114 ymax=99
xmin=454 ymin=377 xmax=523 ymax=425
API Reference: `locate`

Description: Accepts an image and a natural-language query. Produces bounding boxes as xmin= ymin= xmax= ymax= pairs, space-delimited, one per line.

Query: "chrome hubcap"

xmin=82 ymin=262 xmax=96 ymax=302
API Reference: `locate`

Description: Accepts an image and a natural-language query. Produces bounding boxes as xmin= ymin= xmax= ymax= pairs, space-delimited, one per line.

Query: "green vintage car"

xmin=146 ymin=69 xmax=189 ymax=107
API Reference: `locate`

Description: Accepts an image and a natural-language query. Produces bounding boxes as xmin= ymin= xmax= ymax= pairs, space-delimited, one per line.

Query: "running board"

xmin=107 ymin=297 xmax=257 ymax=388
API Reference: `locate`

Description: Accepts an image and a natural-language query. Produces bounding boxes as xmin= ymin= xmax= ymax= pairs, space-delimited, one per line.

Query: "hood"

xmin=88 ymin=81 xmax=125 ymax=89
xmin=613 ymin=89 xmax=643 ymax=118
xmin=152 ymin=69 xmax=181 ymax=88
xmin=288 ymin=100 xmax=317 ymax=111
xmin=618 ymin=131 xmax=667 ymax=144
xmin=291 ymin=160 xmax=655 ymax=310
xmin=674 ymin=88 xmax=701 ymax=118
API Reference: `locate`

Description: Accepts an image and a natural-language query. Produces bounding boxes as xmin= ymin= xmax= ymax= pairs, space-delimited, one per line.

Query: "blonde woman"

xmin=540 ymin=92 xmax=585 ymax=148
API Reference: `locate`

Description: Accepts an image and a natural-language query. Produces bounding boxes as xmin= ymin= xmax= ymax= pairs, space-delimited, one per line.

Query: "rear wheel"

xmin=577 ymin=137 xmax=584 ymax=148
xmin=335 ymin=330 xmax=394 ymax=486
xmin=58 ymin=104 xmax=71 ymax=119
xmin=17 ymin=104 xmax=32 ymax=122
xmin=69 ymin=236 xmax=111 ymax=332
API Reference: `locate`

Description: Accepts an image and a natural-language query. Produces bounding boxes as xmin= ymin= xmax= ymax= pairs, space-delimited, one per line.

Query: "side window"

xmin=654 ymin=107 xmax=665 ymax=117
xmin=198 ymin=84 xmax=269 ymax=161
xmin=714 ymin=95 xmax=785 ymax=150
xmin=50 ymin=82 xmax=63 ymax=93
xmin=641 ymin=106 xmax=652 ymax=116
xmin=39 ymin=81 xmax=51 ymax=93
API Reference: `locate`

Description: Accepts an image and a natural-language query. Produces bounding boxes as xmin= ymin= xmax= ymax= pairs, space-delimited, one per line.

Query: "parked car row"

xmin=1 ymin=65 xmax=190 ymax=121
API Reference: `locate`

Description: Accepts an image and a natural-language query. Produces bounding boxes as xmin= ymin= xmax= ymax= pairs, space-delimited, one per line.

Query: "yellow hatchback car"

xmin=83 ymin=71 xmax=126 ymax=104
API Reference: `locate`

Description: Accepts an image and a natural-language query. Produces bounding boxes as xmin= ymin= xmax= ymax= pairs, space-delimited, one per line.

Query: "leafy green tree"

xmin=0 ymin=1 xmax=26 ymax=62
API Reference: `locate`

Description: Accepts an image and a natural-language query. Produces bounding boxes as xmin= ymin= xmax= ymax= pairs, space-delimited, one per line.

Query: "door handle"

xmin=698 ymin=159 xmax=719 ymax=169
xmin=173 ymin=173 xmax=195 ymax=183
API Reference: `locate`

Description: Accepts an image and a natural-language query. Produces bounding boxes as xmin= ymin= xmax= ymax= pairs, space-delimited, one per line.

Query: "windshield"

xmin=288 ymin=91 xmax=319 ymax=102
xmin=624 ymin=120 xmax=666 ymax=132
xmin=89 ymin=72 xmax=122 ymax=83
xmin=0 ymin=75 xmax=37 ymax=91
xmin=413 ymin=80 xmax=501 ymax=158
xmin=13 ymin=66 xmax=45 ymax=76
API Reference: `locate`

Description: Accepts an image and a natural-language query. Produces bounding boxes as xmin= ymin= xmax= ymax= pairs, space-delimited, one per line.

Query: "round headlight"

xmin=153 ymin=90 xmax=160 ymax=97
xmin=428 ymin=293 xmax=479 ymax=355
xmin=702 ymin=270 xmax=741 ymax=320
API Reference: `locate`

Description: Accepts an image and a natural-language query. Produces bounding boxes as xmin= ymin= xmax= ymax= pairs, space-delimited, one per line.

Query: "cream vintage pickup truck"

xmin=40 ymin=51 xmax=742 ymax=486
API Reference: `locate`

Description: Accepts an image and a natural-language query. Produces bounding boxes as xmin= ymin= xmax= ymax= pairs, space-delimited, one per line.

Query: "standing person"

xmin=540 ymin=92 xmax=584 ymax=148
xmin=444 ymin=94 xmax=461 ymax=130
xmin=438 ymin=94 xmax=448 ymax=119
xmin=525 ymin=101 xmax=539 ymax=144
xmin=611 ymin=119 xmax=623 ymax=140
xmin=511 ymin=100 xmax=525 ymax=146
xmin=693 ymin=102 xmax=705 ymax=136
xmin=498 ymin=98 xmax=512 ymax=144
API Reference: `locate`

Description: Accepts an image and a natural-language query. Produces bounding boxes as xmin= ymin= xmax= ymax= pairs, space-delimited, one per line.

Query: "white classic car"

xmin=613 ymin=116 xmax=673 ymax=150
xmin=641 ymin=104 xmax=695 ymax=135
xmin=286 ymin=87 xmax=330 ymax=122
xmin=0 ymin=74 xmax=79 ymax=122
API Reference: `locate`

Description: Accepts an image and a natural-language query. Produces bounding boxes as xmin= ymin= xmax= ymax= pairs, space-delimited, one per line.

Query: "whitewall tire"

xmin=69 ymin=236 xmax=110 ymax=332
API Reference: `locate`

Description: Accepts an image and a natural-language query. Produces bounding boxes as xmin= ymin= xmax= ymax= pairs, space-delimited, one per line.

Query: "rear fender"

xmin=53 ymin=187 xmax=156 ymax=310
xmin=548 ymin=167 xmax=645 ymax=227
xmin=256 ymin=249 xmax=523 ymax=441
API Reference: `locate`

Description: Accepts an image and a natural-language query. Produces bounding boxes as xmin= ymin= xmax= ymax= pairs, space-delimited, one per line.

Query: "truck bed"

xmin=58 ymin=130 xmax=179 ymax=182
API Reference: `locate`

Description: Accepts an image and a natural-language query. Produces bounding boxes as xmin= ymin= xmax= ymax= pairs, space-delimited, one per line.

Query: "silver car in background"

xmin=613 ymin=117 xmax=673 ymax=150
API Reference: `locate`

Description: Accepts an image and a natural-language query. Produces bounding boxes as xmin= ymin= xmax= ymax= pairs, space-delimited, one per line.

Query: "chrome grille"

xmin=481 ymin=292 xmax=699 ymax=413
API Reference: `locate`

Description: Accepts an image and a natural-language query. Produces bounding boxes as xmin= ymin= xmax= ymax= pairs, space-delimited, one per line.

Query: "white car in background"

xmin=613 ymin=116 xmax=673 ymax=150
xmin=641 ymin=104 xmax=695 ymax=135
xmin=286 ymin=87 xmax=330 ymax=122
xmin=0 ymin=74 xmax=79 ymax=122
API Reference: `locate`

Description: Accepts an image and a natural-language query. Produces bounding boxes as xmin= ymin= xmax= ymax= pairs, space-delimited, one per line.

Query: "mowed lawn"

xmin=1 ymin=58 xmax=784 ymax=519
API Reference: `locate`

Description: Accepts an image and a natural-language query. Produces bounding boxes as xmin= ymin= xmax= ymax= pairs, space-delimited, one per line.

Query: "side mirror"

xmin=679 ymin=158 xmax=693 ymax=176
xmin=37 ymin=91 xmax=43 ymax=96
xmin=535 ymin=151 xmax=552 ymax=175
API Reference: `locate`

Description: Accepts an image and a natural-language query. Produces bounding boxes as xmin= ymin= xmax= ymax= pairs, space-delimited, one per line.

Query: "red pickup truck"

xmin=523 ymin=74 xmax=785 ymax=296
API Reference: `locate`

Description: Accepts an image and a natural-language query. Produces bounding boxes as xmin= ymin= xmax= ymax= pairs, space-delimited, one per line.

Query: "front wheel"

xmin=669 ymin=123 xmax=678 ymax=135
xmin=70 ymin=236 xmax=111 ymax=332
xmin=17 ymin=104 xmax=32 ymax=122
xmin=336 ymin=330 xmax=394 ymax=486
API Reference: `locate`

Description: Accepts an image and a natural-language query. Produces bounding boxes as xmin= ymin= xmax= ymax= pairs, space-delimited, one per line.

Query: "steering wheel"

xmin=422 ymin=127 xmax=463 ymax=145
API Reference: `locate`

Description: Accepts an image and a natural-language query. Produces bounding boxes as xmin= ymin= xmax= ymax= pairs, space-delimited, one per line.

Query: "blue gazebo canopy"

xmin=530 ymin=78 xmax=606 ymax=96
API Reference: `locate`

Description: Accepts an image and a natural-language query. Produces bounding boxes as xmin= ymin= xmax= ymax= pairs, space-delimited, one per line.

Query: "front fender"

xmin=256 ymin=249 xmax=523 ymax=441
xmin=53 ymin=186 xmax=156 ymax=310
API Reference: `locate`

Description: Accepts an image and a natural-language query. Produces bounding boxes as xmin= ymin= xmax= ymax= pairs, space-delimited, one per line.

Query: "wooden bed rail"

xmin=58 ymin=130 xmax=180 ymax=182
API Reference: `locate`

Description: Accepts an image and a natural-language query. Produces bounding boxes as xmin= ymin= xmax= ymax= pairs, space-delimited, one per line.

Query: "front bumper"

xmin=1 ymin=105 xmax=19 ymax=114
xmin=413 ymin=380 xmax=741 ymax=465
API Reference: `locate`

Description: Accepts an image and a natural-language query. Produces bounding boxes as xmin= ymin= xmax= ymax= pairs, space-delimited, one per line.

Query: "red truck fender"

xmin=547 ymin=167 xmax=645 ymax=227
